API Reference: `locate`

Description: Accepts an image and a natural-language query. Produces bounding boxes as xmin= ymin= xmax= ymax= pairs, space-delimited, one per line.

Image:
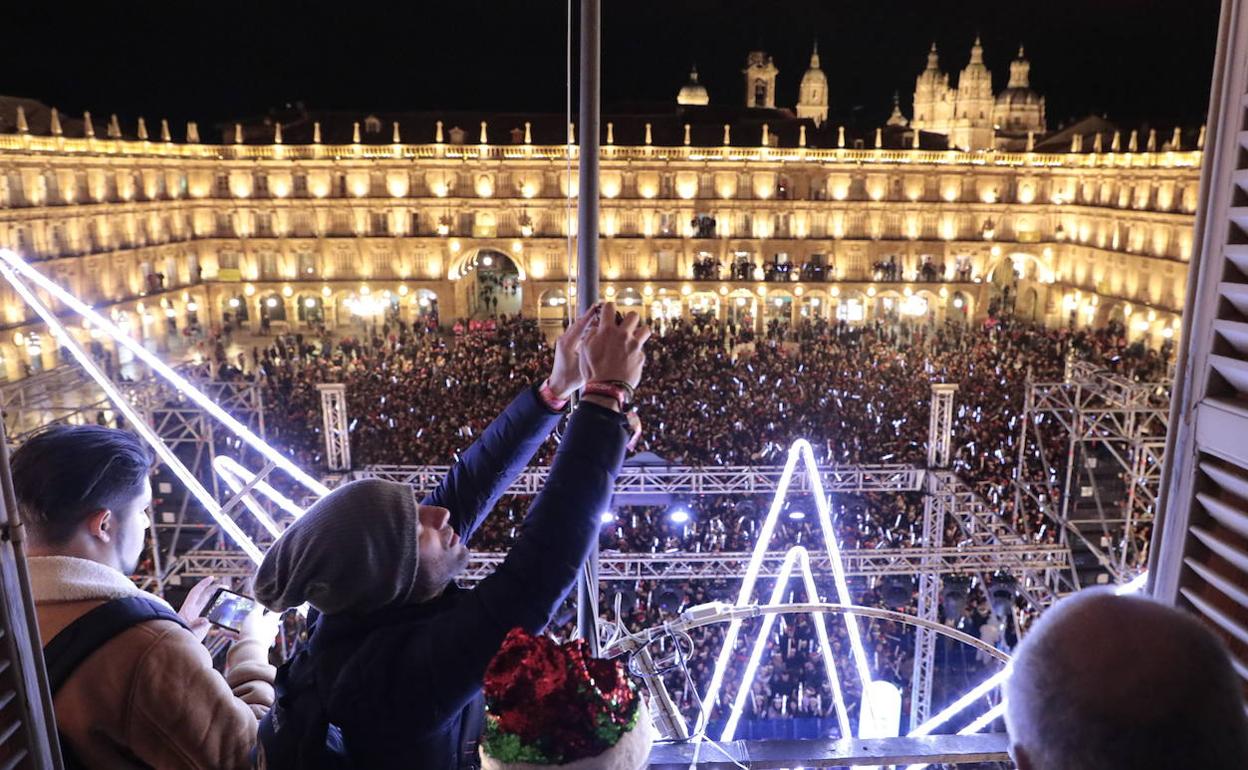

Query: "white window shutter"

xmin=1152 ymin=0 xmax=1248 ymax=692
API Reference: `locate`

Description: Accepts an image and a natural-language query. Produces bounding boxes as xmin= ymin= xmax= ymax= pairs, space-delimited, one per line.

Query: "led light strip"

xmin=213 ymin=455 xmax=307 ymax=520
xmin=799 ymin=438 xmax=881 ymax=727
xmin=0 ymin=263 xmax=265 ymax=563
xmin=0 ymin=248 xmax=330 ymax=498
xmin=213 ymin=460 xmax=283 ymax=539
xmin=721 ymin=546 xmax=851 ymax=741
xmin=698 ymin=439 xmax=877 ymax=739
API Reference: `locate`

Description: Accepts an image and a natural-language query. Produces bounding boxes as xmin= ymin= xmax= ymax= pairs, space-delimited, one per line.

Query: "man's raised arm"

xmin=336 ymin=303 xmax=649 ymax=725
xmin=421 ymin=308 xmax=599 ymax=542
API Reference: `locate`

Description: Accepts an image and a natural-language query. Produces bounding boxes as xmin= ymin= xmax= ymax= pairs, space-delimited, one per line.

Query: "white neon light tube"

xmin=800 ymin=439 xmax=879 ymax=725
xmin=721 ymin=547 xmax=851 ymax=741
xmin=698 ymin=439 xmax=877 ymax=737
xmin=0 ymin=248 xmax=330 ymax=498
xmin=213 ymin=459 xmax=283 ymax=538
xmin=0 ymin=264 xmax=264 ymax=563
xmin=697 ymin=442 xmax=805 ymax=735
xmin=213 ymin=455 xmax=306 ymax=520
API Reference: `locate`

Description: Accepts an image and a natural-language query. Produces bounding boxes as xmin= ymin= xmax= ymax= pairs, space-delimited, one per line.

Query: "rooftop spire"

xmin=160 ymin=118 xmax=171 ymax=142
xmin=392 ymin=121 xmax=401 ymax=143
xmin=886 ymin=91 xmax=908 ymax=127
xmin=809 ymin=40 xmax=821 ymax=69
xmin=137 ymin=117 xmax=149 ymax=141
xmin=15 ymin=105 xmax=28 ymax=134
xmin=1007 ymin=44 xmax=1032 ymax=88
xmin=49 ymin=108 xmax=62 ymax=137
xmin=969 ymin=35 xmax=984 ymax=65
xmin=926 ymin=42 xmax=940 ymax=70
xmin=107 ymin=113 xmax=121 ymax=139
xmin=83 ymin=111 xmax=94 ymax=138
xmin=186 ymin=121 xmax=200 ymax=143
xmin=274 ymin=122 xmax=283 ymax=144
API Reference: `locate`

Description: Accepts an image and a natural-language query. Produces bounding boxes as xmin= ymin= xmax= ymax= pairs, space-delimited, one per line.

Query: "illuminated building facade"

xmin=0 ymin=77 xmax=1201 ymax=380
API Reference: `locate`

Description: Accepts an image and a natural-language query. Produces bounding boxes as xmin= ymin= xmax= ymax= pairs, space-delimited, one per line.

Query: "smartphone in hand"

xmin=201 ymin=587 xmax=257 ymax=634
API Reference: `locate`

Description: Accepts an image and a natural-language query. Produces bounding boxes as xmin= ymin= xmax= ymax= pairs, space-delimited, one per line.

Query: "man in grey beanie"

xmin=253 ymin=303 xmax=648 ymax=770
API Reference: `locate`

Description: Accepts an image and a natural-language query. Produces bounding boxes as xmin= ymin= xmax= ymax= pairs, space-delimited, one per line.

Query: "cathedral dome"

xmin=996 ymin=87 xmax=1043 ymax=108
xmin=799 ymin=47 xmax=828 ymax=94
xmin=677 ymin=67 xmax=710 ymax=106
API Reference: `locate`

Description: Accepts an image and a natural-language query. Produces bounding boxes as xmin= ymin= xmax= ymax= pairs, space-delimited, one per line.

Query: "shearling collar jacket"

xmin=30 ymin=555 xmax=276 ymax=769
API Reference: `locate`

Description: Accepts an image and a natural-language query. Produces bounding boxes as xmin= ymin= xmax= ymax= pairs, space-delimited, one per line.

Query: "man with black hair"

xmin=14 ymin=424 xmax=278 ymax=769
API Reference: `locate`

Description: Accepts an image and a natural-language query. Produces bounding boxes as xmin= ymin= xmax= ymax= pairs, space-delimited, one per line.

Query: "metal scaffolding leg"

xmin=317 ymin=383 xmax=352 ymax=471
xmin=927 ymin=384 xmax=959 ymax=469
xmin=910 ymin=490 xmax=947 ymax=729
xmin=912 ymin=383 xmax=957 ymax=728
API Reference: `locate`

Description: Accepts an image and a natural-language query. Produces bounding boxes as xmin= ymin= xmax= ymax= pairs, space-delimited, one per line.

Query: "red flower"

xmin=484 ymin=628 xmax=640 ymax=762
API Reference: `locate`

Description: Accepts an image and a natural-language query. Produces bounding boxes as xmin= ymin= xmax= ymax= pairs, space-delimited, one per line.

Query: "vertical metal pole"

xmin=574 ymin=0 xmax=602 ymax=656
xmin=0 ymin=421 xmax=64 ymax=768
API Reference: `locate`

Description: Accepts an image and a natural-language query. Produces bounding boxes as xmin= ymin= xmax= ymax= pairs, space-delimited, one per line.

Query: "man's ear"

xmin=86 ymin=508 xmax=113 ymax=544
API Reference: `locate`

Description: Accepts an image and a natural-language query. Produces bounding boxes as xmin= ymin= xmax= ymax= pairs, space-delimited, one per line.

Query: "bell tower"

xmin=744 ymin=51 xmax=779 ymax=109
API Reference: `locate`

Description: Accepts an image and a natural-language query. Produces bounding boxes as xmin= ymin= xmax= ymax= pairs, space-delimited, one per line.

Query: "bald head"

xmin=1004 ymin=591 xmax=1248 ymax=770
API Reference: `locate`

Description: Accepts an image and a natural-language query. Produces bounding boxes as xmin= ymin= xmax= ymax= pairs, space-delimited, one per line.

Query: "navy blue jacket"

xmin=305 ymin=385 xmax=629 ymax=770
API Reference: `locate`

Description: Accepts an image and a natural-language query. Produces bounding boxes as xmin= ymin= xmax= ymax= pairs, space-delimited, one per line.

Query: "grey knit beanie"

xmin=254 ymin=478 xmax=422 ymax=615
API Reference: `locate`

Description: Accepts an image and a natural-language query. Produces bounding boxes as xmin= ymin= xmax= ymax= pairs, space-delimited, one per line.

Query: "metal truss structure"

xmin=357 ymin=463 xmax=925 ymax=496
xmin=111 ymin=374 xmax=268 ymax=591
xmin=316 ymin=383 xmax=351 ymax=471
xmin=0 ymin=359 xmax=269 ymax=594
xmin=0 ymin=366 xmax=112 ymax=440
xmin=137 ymin=376 xmax=268 ymax=592
xmin=1014 ymin=360 xmax=1169 ymax=585
xmin=152 ymin=543 xmax=1071 ymax=585
xmin=927 ymin=384 xmax=959 ymax=468
xmin=912 ymin=384 xmax=958 ymax=728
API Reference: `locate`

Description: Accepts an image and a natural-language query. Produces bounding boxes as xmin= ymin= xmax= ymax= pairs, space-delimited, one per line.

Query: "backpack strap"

xmin=44 ymin=595 xmax=188 ymax=695
xmin=43 ymin=596 xmax=188 ymax=770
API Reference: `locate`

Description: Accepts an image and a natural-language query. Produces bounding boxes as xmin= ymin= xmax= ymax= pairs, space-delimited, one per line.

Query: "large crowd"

xmin=213 ymin=309 xmax=1165 ymax=733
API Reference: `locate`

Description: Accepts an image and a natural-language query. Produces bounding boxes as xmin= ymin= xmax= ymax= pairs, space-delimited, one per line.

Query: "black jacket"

xmin=307 ymin=385 xmax=629 ymax=770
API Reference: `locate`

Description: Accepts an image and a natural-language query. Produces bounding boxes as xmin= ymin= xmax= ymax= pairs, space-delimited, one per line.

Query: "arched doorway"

xmin=949 ymin=291 xmax=972 ymax=325
xmin=763 ymin=292 xmax=793 ymax=335
xmin=464 ymin=249 xmax=522 ymax=318
xmin=616 ymin=287 xmax=643 ymax=309
xmin=726 ymin=292 xmax=756 ymax=336
xmin=258 ymin=293 xmax=286 ymax=333
xmin=297 ymin=295 xmax=325 ymax=328
xmin=412 ymin=289 xmax=440 ymax=330
xmin=836 ymin=293 xmax=867 ymax=325
xmin=799 ymin=293 xmax=828 ymax=322
xmin=1017 ymin=287 xmax=1040 ymax=323
xmin=223 ymin=294 xmax=250 ymax=331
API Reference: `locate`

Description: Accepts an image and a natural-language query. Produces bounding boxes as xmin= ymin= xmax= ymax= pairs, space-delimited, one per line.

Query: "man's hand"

xmin=546 ymin=303 xmax=601 ymax=400
xmin=583 ymin=301 xmax=650 ymax=390
xmin=177 ymin=577 xmax=219 ymax=643
xmin=237 ymin=605 xmax=282 ymax=648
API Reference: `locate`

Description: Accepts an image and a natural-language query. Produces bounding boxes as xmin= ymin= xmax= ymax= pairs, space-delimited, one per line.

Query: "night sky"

xmin=4 ymin=0 xmax=1222 ymax=130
